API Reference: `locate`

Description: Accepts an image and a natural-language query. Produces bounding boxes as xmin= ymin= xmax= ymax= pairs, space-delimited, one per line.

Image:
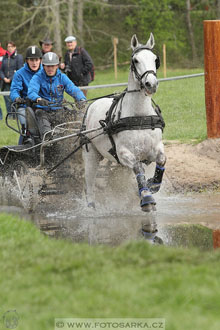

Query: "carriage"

xmin=0 ymin=99 xmax=87 ymax=211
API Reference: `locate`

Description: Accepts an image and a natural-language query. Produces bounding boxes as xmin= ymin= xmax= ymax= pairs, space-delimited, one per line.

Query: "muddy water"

xmin=0 ymin=163 xmax=219 ymax=248
xmin=1 ymin=185 xmax=219 ymax=248
xmin=156 ymin=192 xmax=220 ymax=229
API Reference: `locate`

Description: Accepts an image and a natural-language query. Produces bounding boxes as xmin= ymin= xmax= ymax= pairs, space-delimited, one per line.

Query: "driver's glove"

xmin=15 ymin=97 xmax=25 ymax=104
xmin=77 ymin=99 xmax=86 ymax=110
xmin=37 ymin=98 xmax=49 ymax=106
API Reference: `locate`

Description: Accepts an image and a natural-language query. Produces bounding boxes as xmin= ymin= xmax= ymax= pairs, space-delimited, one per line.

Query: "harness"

xmin=83 ymin=46 xmax=164 ymax=163
xmin=99 ymin=92 xmax=165 ymax=163
xmin=131 ymin=46 xmax=160 ymax=89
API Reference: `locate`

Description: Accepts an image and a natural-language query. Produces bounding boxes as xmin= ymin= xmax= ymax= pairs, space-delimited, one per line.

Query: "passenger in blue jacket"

xmin=27 ymin=52 xmax=86 ymax=140
xmin=10 ymin=45 xmax=42 ymax=144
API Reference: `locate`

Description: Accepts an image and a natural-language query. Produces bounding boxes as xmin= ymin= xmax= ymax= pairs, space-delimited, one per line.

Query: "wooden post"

xmin=213 ymin=230 xmax=220 ymax=249
xmin=113 ymin=37 xmax=118 ymax=80
xmin=204 ymin=20 xmax=220 ymax=138
xmin=163 ymin=44 xmax=166 ymax=78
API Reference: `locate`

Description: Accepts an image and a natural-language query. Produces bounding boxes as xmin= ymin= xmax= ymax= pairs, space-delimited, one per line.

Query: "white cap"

xmin=65 ymin=36 xmax=76 ymax=42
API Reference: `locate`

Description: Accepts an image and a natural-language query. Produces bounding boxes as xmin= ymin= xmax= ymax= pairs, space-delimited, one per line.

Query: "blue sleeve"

xmin=62 ymin=74 xmax=86 ymax=101
xmin=10 ymin=71 xmax=23 ymax=101
xmin=27 ymin=74 xmax=41 ymax=101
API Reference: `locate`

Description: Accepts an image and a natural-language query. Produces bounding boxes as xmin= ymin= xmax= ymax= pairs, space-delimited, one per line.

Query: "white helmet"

xmin=42 ymin=52 xmax=59 ymax=65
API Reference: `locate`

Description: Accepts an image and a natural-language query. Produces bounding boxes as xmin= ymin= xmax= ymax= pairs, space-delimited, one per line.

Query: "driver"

xmin=27 ymin=51 xmax=86 ymax=140
xmin=10 ymin=45 xmax=42 ymax=144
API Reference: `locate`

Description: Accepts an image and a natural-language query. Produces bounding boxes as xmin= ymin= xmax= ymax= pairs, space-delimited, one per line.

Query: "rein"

xmin=130 ymin=46 xmax=159 ymax=89
xmin=82 ymin=46 xmax=163 ymax=163
xmin=98 ymin=90 xmax=165 ymax=163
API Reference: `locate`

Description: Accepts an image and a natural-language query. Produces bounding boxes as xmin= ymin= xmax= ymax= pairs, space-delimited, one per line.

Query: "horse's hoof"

xmin=141 ymin=204 xmax=152 ymax=212
xmin=153 ymin=236 xmax=164 ymax=245
xmin=141 ymin=229 xmax=163 ymax=245
xmin=140 ymin=194 xmax=156 ymax=212
xmin=141 ymin=204 xmax=156 ymax=212
xmin=88 ymin=202 xmax=96 ymax=209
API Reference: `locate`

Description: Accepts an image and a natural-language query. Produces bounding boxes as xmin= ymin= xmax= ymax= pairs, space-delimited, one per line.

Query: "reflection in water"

xmin=0 ymin=170 xmax=220 ymax=249
xmin=32 ymin=191 xmax=218 ymax=249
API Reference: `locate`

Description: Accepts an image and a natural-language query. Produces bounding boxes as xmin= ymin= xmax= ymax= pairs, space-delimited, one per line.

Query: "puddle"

xmin=154 ymin=192 xmax=220 ymax=230
xmin=0 ymin=172 xmax=220 ymax=249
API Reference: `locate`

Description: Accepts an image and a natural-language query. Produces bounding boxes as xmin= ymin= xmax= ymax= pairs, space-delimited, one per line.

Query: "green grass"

xmin=154 ymin=73 xmax=207 ymax=142
xmin=0 ymin=68 xmax=207 ymax=147
xmin=0 ymin=213 xmax=220 ymax=330
xmin=0 ymin=96 xmax=18 ymax=146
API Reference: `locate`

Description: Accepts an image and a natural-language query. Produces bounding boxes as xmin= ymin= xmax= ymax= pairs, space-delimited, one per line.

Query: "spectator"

xmin=40 ymin=37 xmax=63 ymax=68
xmin=10 ymin=45 xmax=42 ymax=144
xmin=60 ymin=35 xmax=93 ymax=96
xmin=0 ymin=42 xmax=6 ymax=120
xmin=27 ymin=52 xmax=86 ymax=140
xmin=39 ymin=37 xmax=53 ymax=55
xmin=0 ymin=41 xmax=23 ymax=117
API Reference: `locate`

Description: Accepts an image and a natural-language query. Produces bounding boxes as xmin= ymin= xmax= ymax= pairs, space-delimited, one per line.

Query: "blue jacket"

xmin=27 ymin=68 xmax=86 ymax=109
xmin=10 ymin=63 xmax=43 ymax=104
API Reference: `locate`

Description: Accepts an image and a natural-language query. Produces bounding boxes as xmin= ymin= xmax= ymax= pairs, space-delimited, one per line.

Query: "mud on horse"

xmin=83 ymin=33 xmax=166 ymax=212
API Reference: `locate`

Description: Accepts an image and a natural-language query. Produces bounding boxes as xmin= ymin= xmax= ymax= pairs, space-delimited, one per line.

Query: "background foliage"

xmin=0 ymin=0 xmax=220 ymax=68
xmin=0 ymin=68 xmax=207 ymax=146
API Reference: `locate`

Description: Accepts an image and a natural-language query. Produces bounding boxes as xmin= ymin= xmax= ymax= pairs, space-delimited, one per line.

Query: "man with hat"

xmin=60 ymin=35 xmax=94 ymax=96
xmin=39 ymin=37 xmax=53 ymax=55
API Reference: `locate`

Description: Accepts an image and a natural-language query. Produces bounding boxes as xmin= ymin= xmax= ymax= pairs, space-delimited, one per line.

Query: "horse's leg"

xmin=117 ymin=147 xmax=156 ymax=212
xmin=147 ymin=149 xmax=166 ymax=194
xmin=133 ymin=162 xmax=156 ymax=212
xmin=83 ymin=144 xmax=101 ymax=208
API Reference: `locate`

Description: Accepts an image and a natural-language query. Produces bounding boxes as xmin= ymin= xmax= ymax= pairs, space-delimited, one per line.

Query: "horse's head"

xmin=130 ymin=33 xmax=160 ymax=96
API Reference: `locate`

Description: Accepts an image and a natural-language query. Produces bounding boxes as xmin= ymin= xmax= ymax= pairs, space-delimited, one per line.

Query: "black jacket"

xmin=64 ymin=46 xmax=93 ymax=86
xmin=0 ymin=51 xmax=23 ymax=87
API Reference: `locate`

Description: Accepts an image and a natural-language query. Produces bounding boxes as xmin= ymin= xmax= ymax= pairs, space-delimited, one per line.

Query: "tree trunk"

xmin=51 ymin=0 xmax=62 ymax=58
xmin=67 ymin=0 xmax=75 ymax=36
xmin=217 ymin=0 xmax=220 ymax=19
xmin=77 ymin=0 xmax=84 ymax=45
xmin=186 ymin=0 xmax=197 ymax=64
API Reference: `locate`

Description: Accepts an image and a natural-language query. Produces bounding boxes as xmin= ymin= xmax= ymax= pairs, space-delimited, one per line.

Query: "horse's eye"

xmin=134 ymin=58 xmax=139 ymax=64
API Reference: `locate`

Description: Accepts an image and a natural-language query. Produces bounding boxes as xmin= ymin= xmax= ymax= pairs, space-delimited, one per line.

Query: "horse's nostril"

xmin=145 ymin=82 xmax=151 ymax=88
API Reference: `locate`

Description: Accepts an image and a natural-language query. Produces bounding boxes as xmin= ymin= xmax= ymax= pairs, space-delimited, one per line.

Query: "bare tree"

xmin=67 ymin=0 xmax=75 ymax=36
xmin=217 ymin=0 xmax=220 ymax=18
xmin=186 ymin=0 xmax=197 ymax=64
xmin=77 ymin=0 xmax=84 ymax=45
xmin=51 ymin=0 xmax=62 ymax=57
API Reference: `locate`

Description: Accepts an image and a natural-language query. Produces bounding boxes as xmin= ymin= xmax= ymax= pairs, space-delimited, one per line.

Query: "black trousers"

xmin=35 ymin=109 xmax=66 ymax=139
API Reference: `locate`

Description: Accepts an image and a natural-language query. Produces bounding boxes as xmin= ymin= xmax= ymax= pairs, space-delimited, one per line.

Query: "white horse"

xmin=83 ymin=33 xmax=166 ymax=212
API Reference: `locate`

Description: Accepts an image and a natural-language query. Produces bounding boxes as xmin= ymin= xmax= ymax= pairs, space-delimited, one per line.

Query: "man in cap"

xmin=39 ymin=37 xmax=53 ymax=55
xmin=60 ymin=35 xmax=93 ymax=96
xmin=27 ymin=52 xmax=86 ymax=140
xmin=10 ymin=45 xmax=42 ymax=144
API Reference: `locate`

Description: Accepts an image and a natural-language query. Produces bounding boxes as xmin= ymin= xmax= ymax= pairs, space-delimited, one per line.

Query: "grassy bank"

xmin=0 ymin=68 xmax=206 ymax=147
xmin=0 ymin=213 xmax=220 ymax=330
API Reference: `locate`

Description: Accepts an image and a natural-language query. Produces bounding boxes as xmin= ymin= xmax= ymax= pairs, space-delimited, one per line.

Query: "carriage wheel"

xmin=10 ymin=160 xmax=35 ymax=212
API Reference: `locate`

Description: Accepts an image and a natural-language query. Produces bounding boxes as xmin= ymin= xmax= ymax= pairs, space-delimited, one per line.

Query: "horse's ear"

xmin=145 ymin=33 xmax=155 ymax=49
xmin=131 ymin=34 xmax=139 ymax=51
